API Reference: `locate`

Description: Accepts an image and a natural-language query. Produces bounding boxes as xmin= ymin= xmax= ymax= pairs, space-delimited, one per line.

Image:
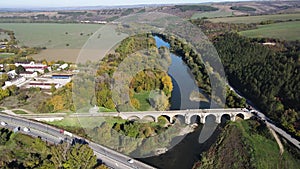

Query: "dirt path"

xmin=267 ymin=124 xmax=284 ymax=155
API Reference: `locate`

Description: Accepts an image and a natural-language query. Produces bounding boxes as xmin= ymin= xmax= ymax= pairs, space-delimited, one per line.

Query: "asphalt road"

xmin=0 ymin=113 xmax=155 ymax=169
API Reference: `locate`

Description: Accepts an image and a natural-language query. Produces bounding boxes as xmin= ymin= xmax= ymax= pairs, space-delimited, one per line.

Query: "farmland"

xmin=0 ymin=23 xmax=103 ymax=48
xmin=240 ymin=21 xmax=300 ymax=41
xmin=0 ymin=23 xmax=127 ymax=62
xmin=191 ymin=10 xmax=233 ymax=19
xmin=208 ymin=13 xmax=300 ymax=23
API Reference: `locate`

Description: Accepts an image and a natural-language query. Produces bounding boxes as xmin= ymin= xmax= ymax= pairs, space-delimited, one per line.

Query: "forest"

xmin=213 ymin=32 xmax=300 ymax=136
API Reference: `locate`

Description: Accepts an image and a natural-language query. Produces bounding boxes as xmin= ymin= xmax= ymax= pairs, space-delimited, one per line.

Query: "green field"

xmin=191 ymin=10 xmax=233 ymax=19
xmin=0 ymin=23 xmax=103 ymax=48
xmin=133 ymin=91 xmax=151 ymax=111
xmin=12 ymin=110 xmax=27 ymax=114
xmin=208 ymin=13 xmax=300 ymax=23
xmin=0 ymin=53 xmax=14 ymax=58
xmin=240 ymin=21 xmax=300 ymax=41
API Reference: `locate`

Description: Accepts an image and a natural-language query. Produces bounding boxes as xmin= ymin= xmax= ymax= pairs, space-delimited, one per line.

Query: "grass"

xmin=208 ymin=13 xmax=300 ymax=23
xmin=0 ymin=53 xmax=14 ymax=58
xmin=133 ymin=91 xmax=151 ymax=111
xmin=240 ymin=21 xmax=300 ymax=41
xmin=0 ymin=91 xmax=51 ymax=113
xmin=191 ymin=11 xmax=233 ymax=19
xmin=12 ymin=110 xmax=27 ymax=114
xmin=48 ymin=116 xmax=124 ymax=128
xmin=196 ymin=120 xmax=300 ymax=169
xmin=237 ymin=121 xmax=300 ymax=169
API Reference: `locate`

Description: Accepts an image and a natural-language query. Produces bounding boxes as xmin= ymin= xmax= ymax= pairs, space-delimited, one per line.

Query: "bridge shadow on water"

xmin=138 ymin=117 xmax=230 ymax=169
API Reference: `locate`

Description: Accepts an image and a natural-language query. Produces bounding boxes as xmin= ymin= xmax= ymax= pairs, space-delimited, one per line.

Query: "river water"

xmin=138 ymin=36 xmax=221 ymax=169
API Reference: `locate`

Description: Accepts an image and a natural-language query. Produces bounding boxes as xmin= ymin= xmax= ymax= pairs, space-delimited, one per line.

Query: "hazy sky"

xmin=0 ymin=0 xmax=248 ymax=8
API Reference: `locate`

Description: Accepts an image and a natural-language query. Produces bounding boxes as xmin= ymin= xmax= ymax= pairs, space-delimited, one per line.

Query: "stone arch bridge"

xmin=22 ymin=108 xmax=253 ymax=124
xmin=116 ymin=108 xmax=252 ymax=124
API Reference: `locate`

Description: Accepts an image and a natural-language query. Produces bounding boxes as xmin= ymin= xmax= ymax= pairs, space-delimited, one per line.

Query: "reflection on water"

xmin=154 ymin=36 xmax=210 ymax=110
xmin=139 ymin=36 xmax=219 ymax=169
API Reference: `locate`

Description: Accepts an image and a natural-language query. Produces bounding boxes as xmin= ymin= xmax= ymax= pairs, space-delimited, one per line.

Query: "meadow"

xmin=208 ymin=13 xmax=300 ymax=23
xmin=240 ymin=21 xmax=300 ymax=41
xmin=0 ymin=53 xmax=15 ymax=58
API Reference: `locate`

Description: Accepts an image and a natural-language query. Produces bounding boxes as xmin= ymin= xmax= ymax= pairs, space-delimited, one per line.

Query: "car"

xmin=127 ymin=159 xmax=134 ymax=164
xmin=13 ymin=127 xmax=21 ymax=133
xmin=0 ymin=121 xmax=7 ymax=126
xmin=23 ymin=127 xmax=30 ymax=132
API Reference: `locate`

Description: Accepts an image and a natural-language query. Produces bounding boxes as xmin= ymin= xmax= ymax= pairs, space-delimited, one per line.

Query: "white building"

xmin=7 ymin=70 xmax=17 ymax=78
xmin=2 ymin=77 xmax=26 ymax=89
xmin=15 ymin=61 xmax=49 ymax=74
xmin=19 ymin=72 xmax=38 ymax=78
xmin=59 ymin=63 xmax=69 ymax=70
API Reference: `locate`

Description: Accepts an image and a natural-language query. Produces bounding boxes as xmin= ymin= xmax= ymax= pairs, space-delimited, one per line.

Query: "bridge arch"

xmin=205 ymin=114 xmax=217 ymax=124
xmin=127 ymin=116 xmax=140 ymax=121
xmin=158 ymin=115 xmax=172 ymax=124
xmin=221 ymin=114 xmax=231 ymax=123
xmin=141 ymin=115 xmax=156 ymax=122
xmin=236 ymin=113 xmax=245 ymax=120
xmin=173 ymin=114 xmax=185 ymax=124
xmin=189 ymin=115 xmax=201 ymax=124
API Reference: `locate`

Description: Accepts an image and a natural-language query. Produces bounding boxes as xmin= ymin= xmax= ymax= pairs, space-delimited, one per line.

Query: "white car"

xmin=127 ymin=159 xmax=134 ymax=164
xmin=23 ymin=127 xmax=30 ymax=132
xmin=0 ymin=121 xmax=7 ymax=126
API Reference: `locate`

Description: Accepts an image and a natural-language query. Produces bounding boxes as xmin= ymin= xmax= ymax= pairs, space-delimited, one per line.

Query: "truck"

xmin=59 ymin=129 xmax=73 ymax=137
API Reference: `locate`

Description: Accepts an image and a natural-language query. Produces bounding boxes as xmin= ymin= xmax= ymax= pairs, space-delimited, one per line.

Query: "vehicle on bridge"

xmin=23 ymin=127 xmax=30 ymax=132
xmin=60 ymin=129 xmax=73 ymax=137
xmin=0 ymin=121 xmax=7 ymax=126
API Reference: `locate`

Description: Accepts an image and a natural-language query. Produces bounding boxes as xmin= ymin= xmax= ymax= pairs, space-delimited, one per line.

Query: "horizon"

xmin=0 ymin=0 xmax=253 ymax=8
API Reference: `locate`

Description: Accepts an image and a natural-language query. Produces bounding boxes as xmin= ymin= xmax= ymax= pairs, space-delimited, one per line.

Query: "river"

xmin=137 ymin=36 xmax=222 ymax=169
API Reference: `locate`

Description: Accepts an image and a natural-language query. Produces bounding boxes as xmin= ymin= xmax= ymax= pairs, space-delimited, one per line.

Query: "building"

xmin=19 ymin=72 xmax=38 ymax=78
xmin=7 ymin=70 xmax=17 ymax=78
xmin=2 ymin=77 xmax=26 ymax=89
xmin=59 ymin=63 xmax=69 ymax=70
xmin=52 ymin=74 xmax=73 ymax=79
xmin=27 ymin=82 xmax=61 ymax=90
xmin=15 ymin=61 xmax=49 ymax=74
xmin=25 ymin=77 xmax=71 ymax=90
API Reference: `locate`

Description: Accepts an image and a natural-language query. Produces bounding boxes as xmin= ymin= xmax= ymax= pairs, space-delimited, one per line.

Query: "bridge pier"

xmin=200 ymin=116 xmax=205 ymax=124
xmin=215 ymin=115 xmax=221 ymax=124
xmin=185 ymin=117 xmax=191 ymax=124
xmin=230 ymin=115 xmax=236 ymax=122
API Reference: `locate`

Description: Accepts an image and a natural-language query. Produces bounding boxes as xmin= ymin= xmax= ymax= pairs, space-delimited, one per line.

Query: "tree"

xmin=17 ymin=93 xmax=29 ymax=103
xmin=149 ymin=90 xmax=169 ymax=111
xmin=15 ymin=65 xmax=26 ymax=74
xmin=7 ymin=85 xmax=18 ymax=96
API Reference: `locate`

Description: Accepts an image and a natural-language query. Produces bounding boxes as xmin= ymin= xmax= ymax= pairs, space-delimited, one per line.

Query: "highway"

xmin=0 ymin=113 xmax=155 ymax=169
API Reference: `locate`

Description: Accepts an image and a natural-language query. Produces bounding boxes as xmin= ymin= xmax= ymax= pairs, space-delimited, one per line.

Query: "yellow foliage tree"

xmin=50 ymin=95 xmax=65 ymax=112
xmin=161 ymin=75 xmax=173 ymax=96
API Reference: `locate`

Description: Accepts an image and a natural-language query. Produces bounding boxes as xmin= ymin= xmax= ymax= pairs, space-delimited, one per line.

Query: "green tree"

xmin=15 ymin=65 xmax=26 ymax=74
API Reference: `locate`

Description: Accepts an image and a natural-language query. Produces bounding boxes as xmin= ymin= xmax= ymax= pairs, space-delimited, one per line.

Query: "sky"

xmin=0 ymin=0 xmax=249 ymax=8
